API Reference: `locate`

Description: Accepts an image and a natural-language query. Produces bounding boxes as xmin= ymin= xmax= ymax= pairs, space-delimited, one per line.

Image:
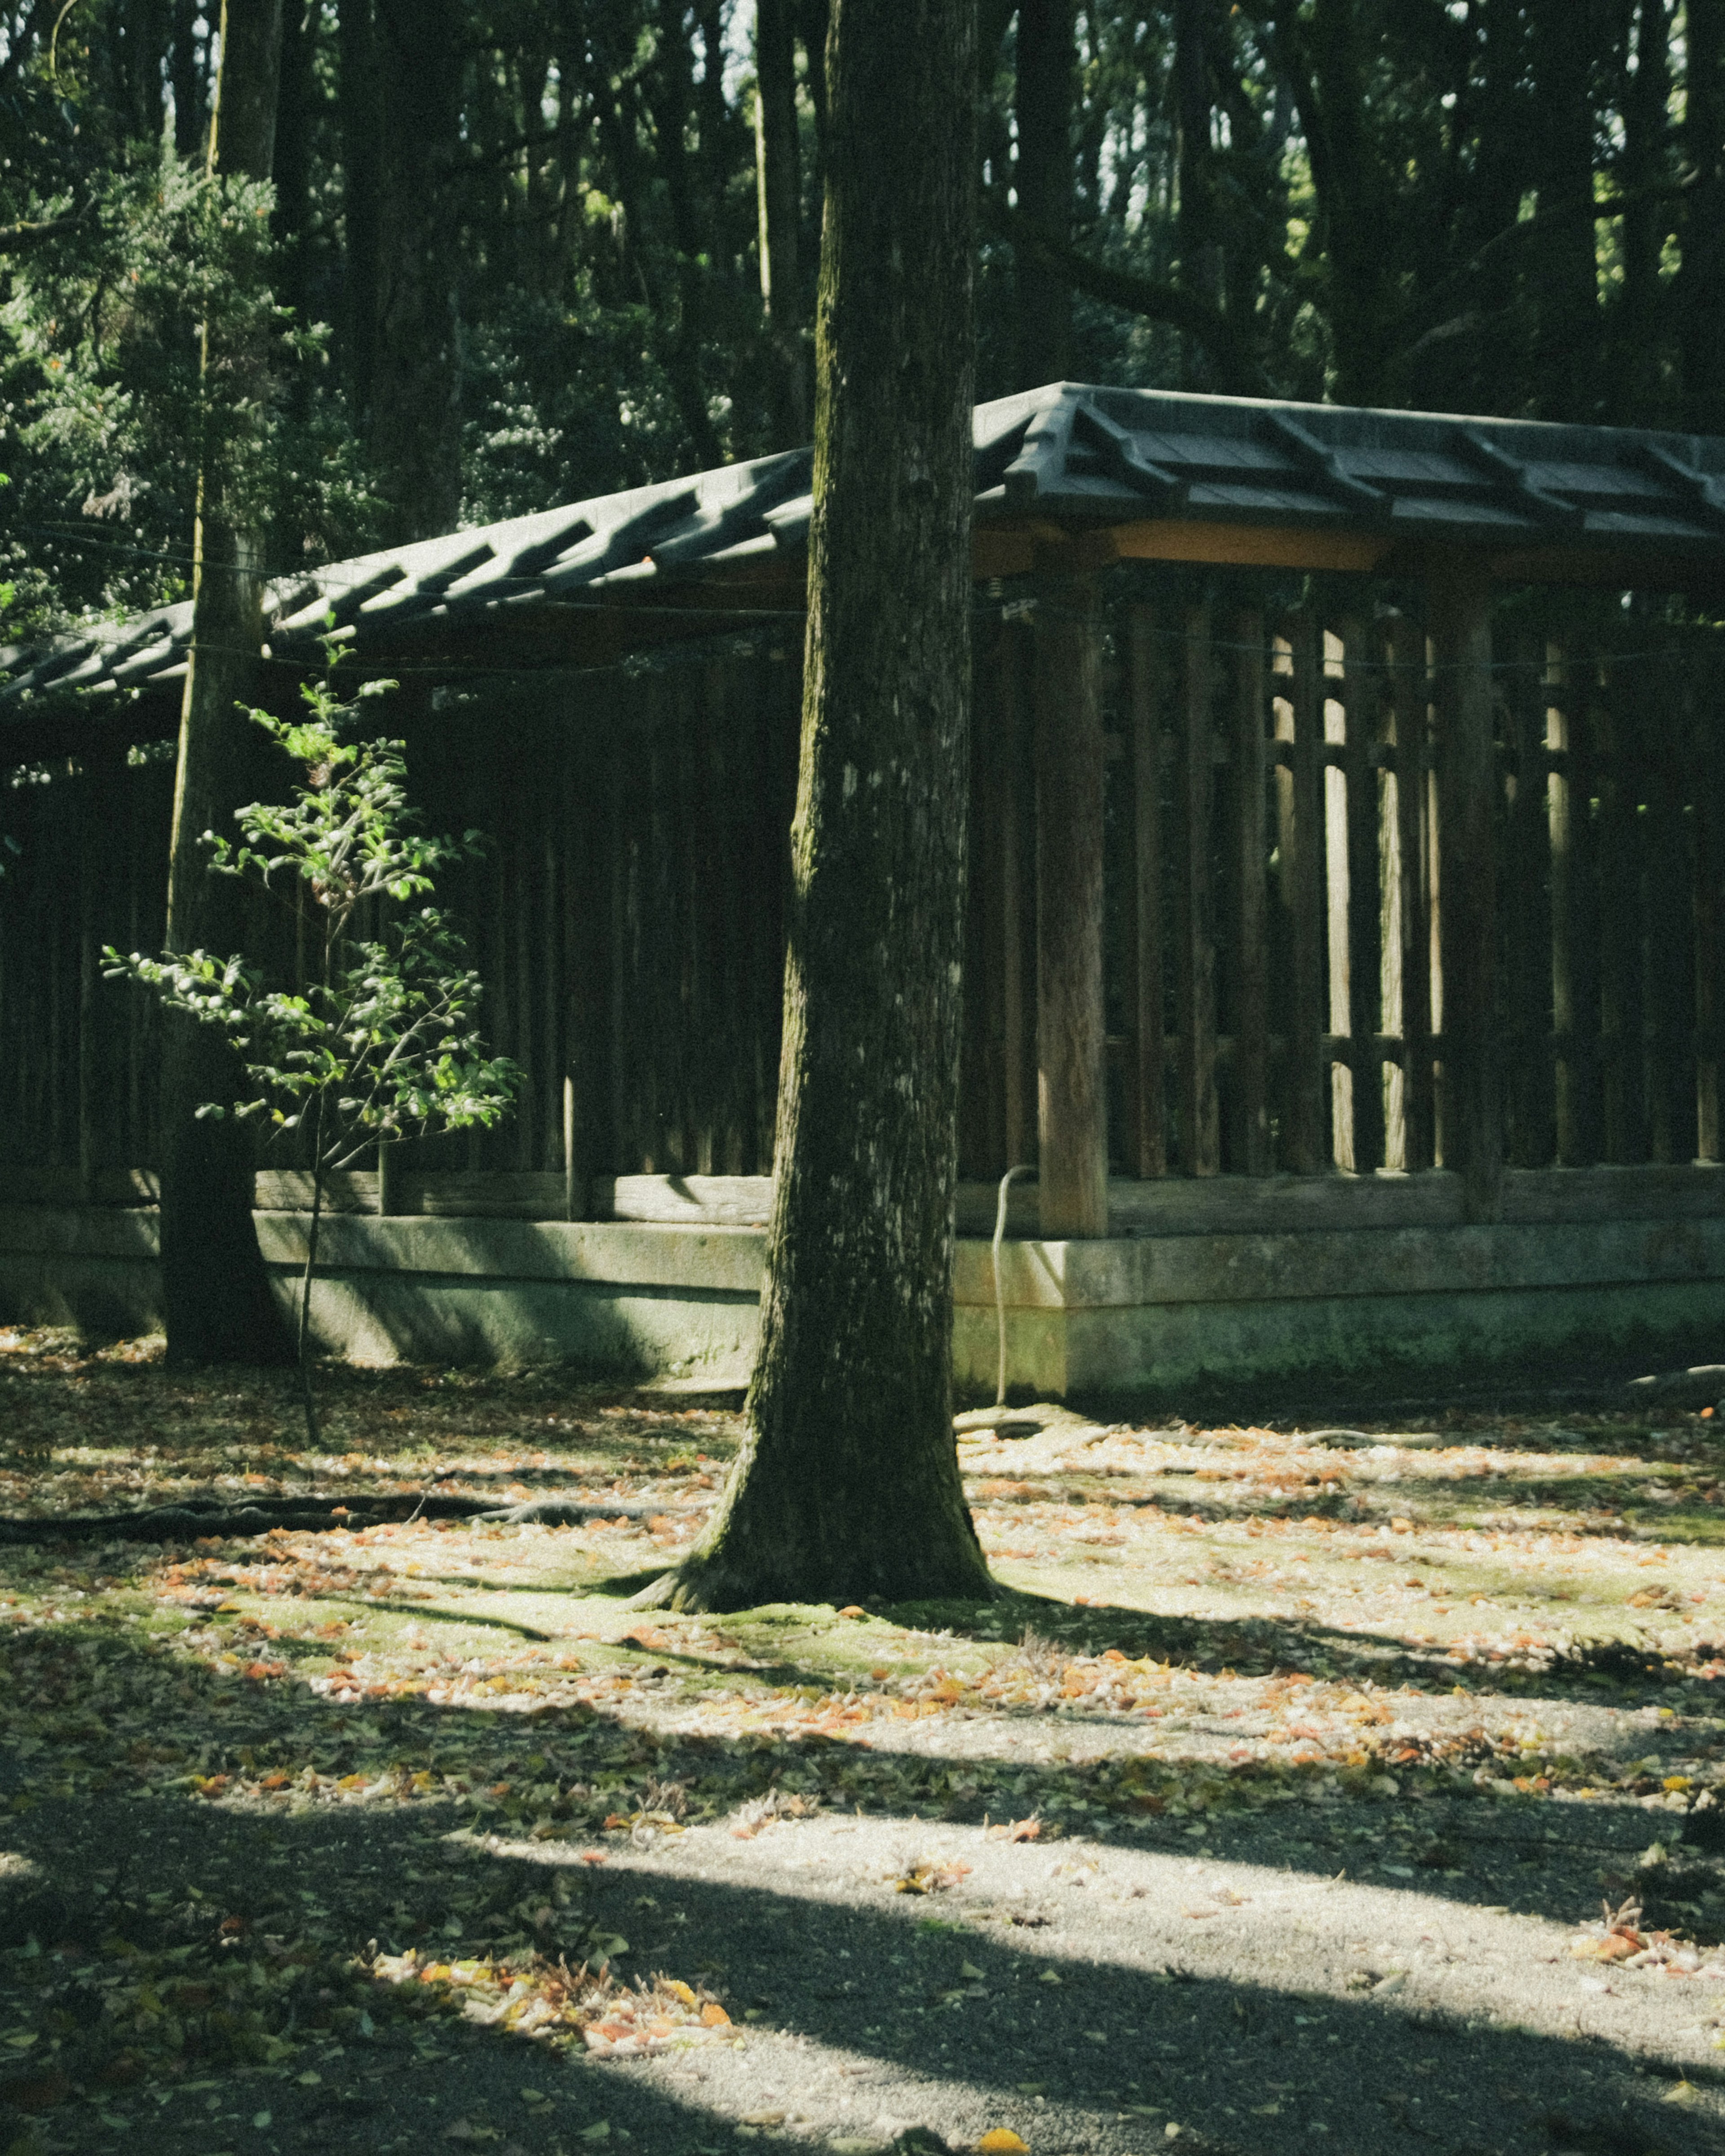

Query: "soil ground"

xmin=4 ymin=1327 xmax=1725 ymax=2156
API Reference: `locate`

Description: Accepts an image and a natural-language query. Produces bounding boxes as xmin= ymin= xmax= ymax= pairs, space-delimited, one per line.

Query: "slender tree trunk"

xmin=648 ymin=0 xmax=991 ymax=1615
xmin=1528 ymin=0 xmax=1603 ymax=420
xmin=272 ymin=0 xmax=317 ymax=420
xmin=371 ymin=0 xmax=463 ymax=541
xmin=755 ymin=0 xmax=807 ymax=448
xmin=1617 ymin=0 xmax=1672 ymax=423
xmin=1681 ymin=0 xmax=1725 ymax=433
xmin=337 ymin=0 xmax=382 ymax=426
xmin=1014 ymin=0 xmax=1073 ymax=387
xmin=298 ymin=1089 xmax=327 ymax=1448
xmin=1174 ymin=0 xmax=1219 ymax=388
xmin=160 ymin=0 xmax=294 ymax=1369
xmin=170 ymin=0 xmax=207 ymax=158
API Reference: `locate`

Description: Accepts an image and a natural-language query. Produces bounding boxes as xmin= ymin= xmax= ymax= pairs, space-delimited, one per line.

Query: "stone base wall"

xmin=1 ymin=1164 xmax=1720 ymax=1399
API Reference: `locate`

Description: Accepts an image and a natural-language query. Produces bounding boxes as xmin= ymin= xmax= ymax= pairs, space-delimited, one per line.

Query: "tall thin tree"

xmin=159 ymin=0 xmax=294 ymax=1367
xmin=641 ymin=0 xmax=992 ymax=1613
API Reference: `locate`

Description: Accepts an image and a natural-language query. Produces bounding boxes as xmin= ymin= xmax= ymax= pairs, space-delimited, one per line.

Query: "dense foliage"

xmin=1 ymin=0 xmax=1721 ymax=639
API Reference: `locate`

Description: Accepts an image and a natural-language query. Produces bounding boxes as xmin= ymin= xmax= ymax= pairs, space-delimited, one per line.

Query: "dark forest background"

xmin=1 ymin=0 xmax=1721 ymax=638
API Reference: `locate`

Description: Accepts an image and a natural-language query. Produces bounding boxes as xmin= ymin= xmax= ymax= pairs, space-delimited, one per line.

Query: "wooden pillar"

xmin=1387 ymin=616 xmax=1435 ymax=1170
xmin=1035 ymin=571 xmax=1109 ymax=1237
xmin=991 ymin=621 xmax=1033 ymax=1172
xmin=1340 ymin=619 xmax=1384 ymax=1173
xmin=1503 ymin=632 xmax=1554 ymax=1167
xmin=1430 ymin=555 xmax=1503 ymax=1222
xmin=1174 ymin=603 xmax=1219 ymax=1174
xmin=1278 ymin=613 xmax=1327 ymax=1173
xmin=1232 ymin=609 xmax=1270 ymax=1176
xmin=1695 ymin=637 xmax=1725 ymax=1163
xmin=1125 ymin=604 xmax=1166 ymax=1176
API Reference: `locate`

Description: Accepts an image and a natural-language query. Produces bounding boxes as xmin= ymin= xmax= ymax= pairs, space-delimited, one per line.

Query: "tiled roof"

xmin=5 ymin=383 xmax=1722 ymax=712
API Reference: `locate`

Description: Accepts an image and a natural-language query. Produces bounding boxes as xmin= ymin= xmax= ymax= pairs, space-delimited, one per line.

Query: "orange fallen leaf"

xmin=663 ymin=1980 xmax=698 ymax=2006
xmin=838 ymin=1605 xmax=867 ymax=1618
xmin=977 ymin=2134 xmax=1031 ymax=2156
xmin=699 ymin=2001 xmax=731 ymax=2027
xmin=579 ymin=1851 xmax=608 ymax=1865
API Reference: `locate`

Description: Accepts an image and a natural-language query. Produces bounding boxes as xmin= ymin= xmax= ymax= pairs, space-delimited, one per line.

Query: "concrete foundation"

xmin=1 ymin=1166 xmax=1720 ymax=1398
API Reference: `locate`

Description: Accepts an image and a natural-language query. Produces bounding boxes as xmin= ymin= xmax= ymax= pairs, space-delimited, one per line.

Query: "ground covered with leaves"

xmin=4 ymin=1329 xmax=1725 ymax=2156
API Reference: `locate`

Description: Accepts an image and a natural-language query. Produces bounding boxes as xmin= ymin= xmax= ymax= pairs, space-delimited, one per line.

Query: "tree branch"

xmin=985 ymin=199 xmax=1272 ymax=396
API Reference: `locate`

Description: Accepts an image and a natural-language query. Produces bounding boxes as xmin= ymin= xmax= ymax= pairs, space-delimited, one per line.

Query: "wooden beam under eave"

xmin=1111 ymin=519 xmax=1394 ymax=575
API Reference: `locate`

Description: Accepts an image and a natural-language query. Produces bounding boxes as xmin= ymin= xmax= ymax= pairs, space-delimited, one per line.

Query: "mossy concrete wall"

xmin=1 ymin=1166 xmax=1720 ymax=1396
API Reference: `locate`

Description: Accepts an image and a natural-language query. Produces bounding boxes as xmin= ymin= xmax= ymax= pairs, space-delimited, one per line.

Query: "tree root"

xmin=0 ymin=1492 xmax=695 ymax=1546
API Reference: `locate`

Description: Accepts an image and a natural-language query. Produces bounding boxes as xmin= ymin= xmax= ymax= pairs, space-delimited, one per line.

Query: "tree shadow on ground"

xmin=3 ymin=1617 xmax=1725 ymax=2152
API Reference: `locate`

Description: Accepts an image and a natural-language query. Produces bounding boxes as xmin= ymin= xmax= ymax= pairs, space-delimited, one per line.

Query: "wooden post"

xmin=1126 ymin=604 xmax=1166 ymax=1176
xmin=1386 ymin=615 xmax=1434 ymax=1170
xmin=1695 ymin=636 xmax=1725 ymax=1163
xmin=1503 ymin=632 xmax=1554 ymax=1166
xmin=376 ymin=1138 xmax=399 ymax=1217
xmin=1340 ymin=619 xmax=1384 ymax=1173
xmin=1548 ymin=637 xmax=1602 ymax=1164
xmin=1174 ymin=603 xmax=1219 ymax=1174
xmin=987 ymin=620 xmax=1033 ymax=1171
xmin=1035 ymin=571 xmax=1109 ymax=1237
xmin=1279 ymin=612 xmax=1327 ymax=1172
xmin=1597 ymin=649 xmax=1646 ymax=1163
xmin=1645 ymin=636 xmax=1692 ymax=1163
xmin=1430 ymin=555 xmax=1503 ymax=1222
xmin=1232 ymin=608 xmax=1270 ymax=1176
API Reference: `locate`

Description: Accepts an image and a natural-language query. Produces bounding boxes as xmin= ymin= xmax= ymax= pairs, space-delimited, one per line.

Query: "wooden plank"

xmin=1430 ymin=556 xmax=1503 ymax=1222
xmin=963 ymin=615 xmax=1005 ymax=1175
xmin=1342 ymin=620 xmax=1384 ymax=1171
xmin=1110 ymin=520 xmax=1394 ymax=575
xmin=1503 ymin=632 xmax=1554 ymax=1166
xmin=1231 ymin=608 xmax=1270 ymax=1175
xmin=1278 ymin=612 xmax=1327 ymax=1172
xmin=1173 ymin=603 xmax=1219 ymax=1174
xmin=1696 ymin=637 xmax=1725 ymax=1162
xmin=1596 ymin=648 xmax=1647 ymax=1163
xmin=1126 ymin=605 xmax=1166 ymax=1176
xmin=1322 ymin=629 xmax=1354 ymax=1168
xmin=1644 ymin=636 xmax=1694 ymax=1163
xmin=1549 ymin=637 xmax=1604 ymax=1163
xmin=1034 ymin=572 xmax=1109 ymax=1235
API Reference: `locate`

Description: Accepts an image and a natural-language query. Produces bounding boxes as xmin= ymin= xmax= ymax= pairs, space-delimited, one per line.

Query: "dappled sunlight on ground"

xmin=4 ymin=1328 xmax=1725 ymax=2150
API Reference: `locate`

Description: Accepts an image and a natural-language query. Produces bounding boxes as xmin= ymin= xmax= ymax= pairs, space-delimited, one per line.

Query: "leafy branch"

xmin=108 ymin=641 xmax=519 ymax=1441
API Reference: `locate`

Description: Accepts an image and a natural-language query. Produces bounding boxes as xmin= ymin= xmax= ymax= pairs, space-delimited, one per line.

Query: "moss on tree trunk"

xmin=653 ymin=0 xmax=992 ymax=1614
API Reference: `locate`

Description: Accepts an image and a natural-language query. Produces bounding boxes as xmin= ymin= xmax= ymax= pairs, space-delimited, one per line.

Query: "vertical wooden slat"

xmin=1695 ymin=635 xmax=1725 ymax=1162
xmin=1000 ymin=622 xmax=1034 ymax=1171
xmin=1597 ymin=648 xmax=1647 ymax=1163
xmin=1430 ymin=556 xmax=1503 ymax=1222
xmin=1503 ymin=632 xmax=1554 ymax=1166
xmin=1343 ymin=621 xmax=1384 ymax=1172
xmin=1280 ymin=611 xmax=1327 ymax=1173
xmin=1174 ymin=602 xmax=1219 ymax=1175
xmin=964 ymin=615 xmax=1008 ymax=1177
xmin=1034 ymin=570 xmax=1109 ymax=1236
xmin=1645 ymin=635 xmax=1694 ymax=1162
xmin=1549 ymin=638 xmax=1603 ymax=1162
xmin=1124 ymin=604 xmax=1166 ymax=1175
xmin=1231 ymin=607 xmax=1269 ymax=1176
xmin=1322 ymin=629 xmax=1354 ymax=1169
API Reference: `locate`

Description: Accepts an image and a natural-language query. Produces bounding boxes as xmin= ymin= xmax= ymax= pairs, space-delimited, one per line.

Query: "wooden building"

xmin=4 ymin=383 xmax=1725 ymax=1398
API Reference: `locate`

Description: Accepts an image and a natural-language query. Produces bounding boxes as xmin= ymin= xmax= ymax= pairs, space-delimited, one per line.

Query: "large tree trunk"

xmin=160 ymin=0 xmax=294 ymax=1368
xmin=1014 ymin=0 xmax=1073 ymax=388
xmin=370 ymin=0 xmax=463 ymax=542
xmin=649 ymin=0 xmax=991 ymax=1615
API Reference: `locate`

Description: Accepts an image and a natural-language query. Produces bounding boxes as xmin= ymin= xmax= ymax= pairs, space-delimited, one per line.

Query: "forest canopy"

xmin=0 ymin=0 xmax=1720 ymax=642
